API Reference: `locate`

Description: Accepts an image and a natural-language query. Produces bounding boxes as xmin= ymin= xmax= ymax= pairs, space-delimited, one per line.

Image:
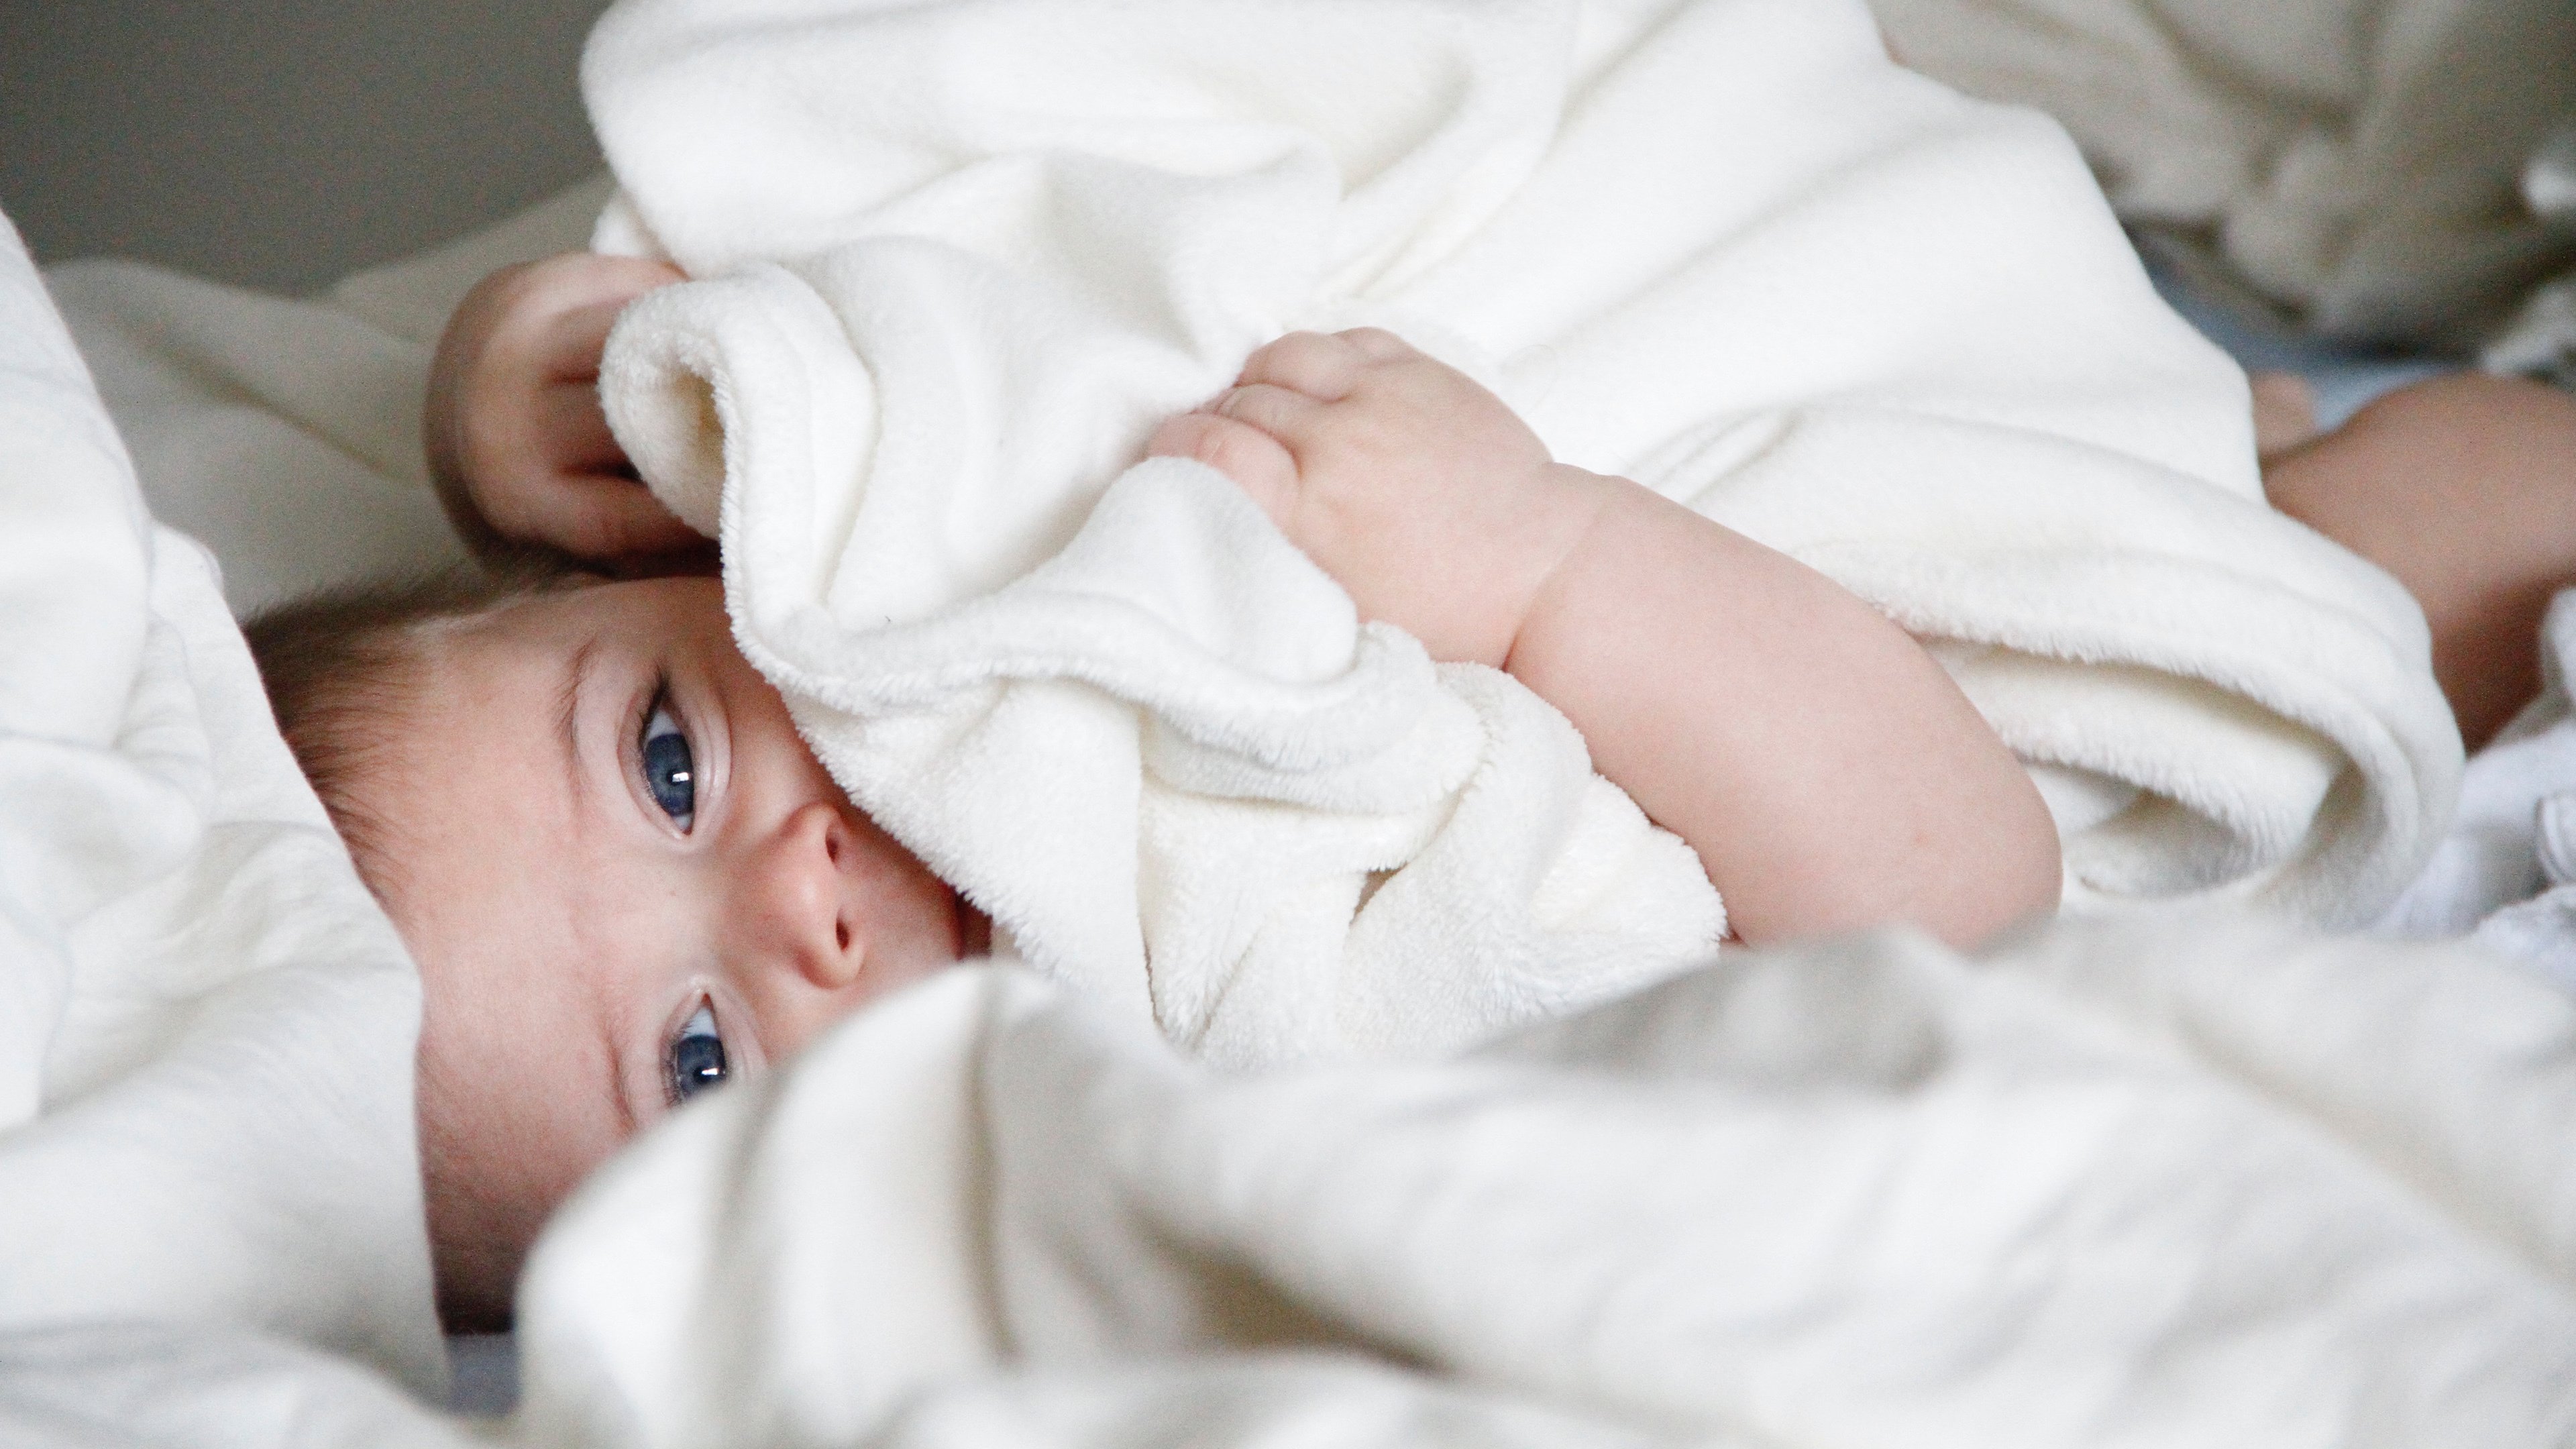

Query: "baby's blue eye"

xmin=667 ymin=1002 xmax=727 ymax=1105
xmin=641 ymin=700 xmax=696 ymax=831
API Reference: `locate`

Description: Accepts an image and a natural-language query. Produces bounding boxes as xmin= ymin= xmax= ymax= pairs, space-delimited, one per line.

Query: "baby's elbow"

xmin=1926 ymin=791 xmax=2062 ymax=949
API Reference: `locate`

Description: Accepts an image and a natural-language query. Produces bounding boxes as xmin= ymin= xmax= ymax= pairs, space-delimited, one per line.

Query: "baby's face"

xmin=370 ymin=576 xmax=983 ymax=1321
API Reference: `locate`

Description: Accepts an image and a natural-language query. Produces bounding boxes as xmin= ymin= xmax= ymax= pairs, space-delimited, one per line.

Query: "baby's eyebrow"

xmin=558 ymin=634 xmax=604 ymax=810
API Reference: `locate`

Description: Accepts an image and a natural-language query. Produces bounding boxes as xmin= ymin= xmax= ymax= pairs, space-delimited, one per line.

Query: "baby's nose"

xmin=743 ymin=800 xmax=870 ymax=991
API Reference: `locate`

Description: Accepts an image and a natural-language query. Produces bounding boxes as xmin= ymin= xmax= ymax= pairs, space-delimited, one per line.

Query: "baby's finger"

xmin=524 ymin=473 xmax=708 ymax=561
xmin=1335 ymin=327 xmax=1416 ymax=363
xmin=514 ymin=254 xmax=688 ymax=378
xmin=1236 ymin=331 xmax=1366 ymax=400
xmin=1146 ymin=412 xmax=1298 ymax=521
xmin=539 ymin=380 xmax=630 ymax=473
xmin=540 ymin=297 xmax=633 ymax=382
xmin=515 ymin=252 xmax=688 ymax=311
xmin=1211 ymin=381 xmax=1329 ymax=443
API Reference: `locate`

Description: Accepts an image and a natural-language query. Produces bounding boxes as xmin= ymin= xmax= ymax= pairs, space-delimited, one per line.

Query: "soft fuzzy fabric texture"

xmin=513 ymin=912 xmax=2576 ymax=1448
xmin=587 ymin=0 xmax=2459 ymax=1065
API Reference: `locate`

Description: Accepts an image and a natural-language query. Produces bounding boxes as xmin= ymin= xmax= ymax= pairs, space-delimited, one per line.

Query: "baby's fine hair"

xmin=244 ymin=563 xmax=585 ymax=902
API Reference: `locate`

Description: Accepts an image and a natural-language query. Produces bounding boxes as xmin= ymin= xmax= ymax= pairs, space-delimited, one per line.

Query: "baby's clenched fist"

xmin=1146 ymin=329 xmax=1611 ymax=669
xmin=427 ymin=252 xmax=707 ymax=570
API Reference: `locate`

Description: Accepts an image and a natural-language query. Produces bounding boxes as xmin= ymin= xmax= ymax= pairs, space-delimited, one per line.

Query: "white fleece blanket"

xmin=497 ymin=910 xmax=2576 ymax=1448
xmin=588 ymin=0 xmax=2460 ymax=1065
xmin=0 ymin=209 xmax=444 ymax=1391
xmin=2 ymin=914 xmax=2568 ymax=1448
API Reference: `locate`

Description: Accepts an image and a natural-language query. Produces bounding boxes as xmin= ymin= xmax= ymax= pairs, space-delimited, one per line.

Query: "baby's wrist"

xmin=1493 ymin=463 xmax=1627 ymax=672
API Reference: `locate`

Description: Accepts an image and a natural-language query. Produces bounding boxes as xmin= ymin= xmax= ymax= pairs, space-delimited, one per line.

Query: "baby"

xmin=255 ymin=253 xmax=2576 ymax=1327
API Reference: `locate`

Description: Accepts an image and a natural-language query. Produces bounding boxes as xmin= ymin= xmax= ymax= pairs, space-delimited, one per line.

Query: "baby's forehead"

xmin=433 ymin=577 xmax=698 ymax=664
xmin=366 ymin=601 xmax=623 ymax=827
xmin=375 ymin=605 xmax=612 ymax=1051
xmin=401 ymin=578 xmax=735 ymax=754
xmin=396 ymin=598 xmax=585 ymax=710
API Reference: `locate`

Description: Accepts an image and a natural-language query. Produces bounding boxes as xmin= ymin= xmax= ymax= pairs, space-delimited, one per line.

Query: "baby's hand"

xmin=1146 ymin=330 xmax=1611 ymax=667
xmin=427 ymin=252 xmax=707 ymax=570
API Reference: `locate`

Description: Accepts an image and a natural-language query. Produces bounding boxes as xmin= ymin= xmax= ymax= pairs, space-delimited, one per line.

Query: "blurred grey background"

xmin=0 ymin=0 xmax=614 ymax=292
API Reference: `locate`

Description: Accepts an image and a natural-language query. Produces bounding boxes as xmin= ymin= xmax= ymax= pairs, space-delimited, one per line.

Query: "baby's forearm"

xmin=1507 ymin=470 xmax=2061 ymax=947
xmin=1152 ymin=328 xmax=2058 ymax=945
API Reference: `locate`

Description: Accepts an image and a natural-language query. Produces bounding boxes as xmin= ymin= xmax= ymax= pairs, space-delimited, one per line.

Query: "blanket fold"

xmin=0 ymin=209 xmax=443 ymax=1393
xmin=1868 ymin=0 xmax=2576 ymax=358
xmin=589 ymin=0 xmax=2459 ymax=1063
xmin=513 ymin=914 xmax=2576 ymax=1448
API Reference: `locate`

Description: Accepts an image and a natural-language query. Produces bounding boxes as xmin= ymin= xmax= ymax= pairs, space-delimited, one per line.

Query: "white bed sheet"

xmin=43 ymin=176 xmax=612 ymax=621
xmin=0 ymin=207 xmax=444 ymax=1392
xmin=2 ymin=1 xmax=2569 ymax=1441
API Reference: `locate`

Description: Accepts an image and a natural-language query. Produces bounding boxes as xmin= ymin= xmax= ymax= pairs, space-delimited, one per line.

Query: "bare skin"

xmin=402 ymin=273 xmax=2070 ymax=1321
xmin=415 ymin=252 xmax=2573 ymax=1322
xmin=427 ymin=254 xmax=707 ymax=571
xmin=2255 ymin=370 xmax=2576 ymax=750
xmin=372 ymin=577 xmax=985 ymax=1326
xmin=1144 ymin=329 xmax=2063 ymax=948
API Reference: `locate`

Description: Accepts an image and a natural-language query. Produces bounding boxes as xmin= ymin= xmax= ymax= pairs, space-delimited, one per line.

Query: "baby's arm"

xmin=1149 ymin=330 xmax=2061 ymax=947
xmin=427 ymin=253 xmax=708 ymax=570
xmin=2257 ymin=370 xmax=2576 ymax=751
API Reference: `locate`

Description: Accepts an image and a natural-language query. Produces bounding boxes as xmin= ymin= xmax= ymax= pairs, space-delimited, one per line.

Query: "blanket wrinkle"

xmin=1869 ymin=0 xmax=2576 ymax=356
xmin=2384 ymin=590 xmax=2576 ymax=996
xmin=514 ymin=913 xmax=2576 ymax=1448
xmin=590 ymin=0 xmax=2457 ymax=1065
xmin=42 ymin=260 xmax=465 ymax=617
xmin=0 ymin=212 xmax=443 ymax=1392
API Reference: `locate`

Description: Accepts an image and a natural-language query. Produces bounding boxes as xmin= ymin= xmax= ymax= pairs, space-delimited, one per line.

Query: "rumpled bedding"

xmin=0 ymin=211 xmax=444 ymax=1390
xmin=2382 ymin=592 xmax=2576 ymax=989
xmin=7 ymin=914 xmax=2573 ymax=1447
xmin=40 ymin=180 xmax=618 ymax=619
xmin=589 ymin=0 xmax=2460 ymax=1065
xmin=505 ymin=911 xmax=2576 ymax=1447
xmin=7 ymin=3 xmax=2568 ymax=1445
xmin=1864 ymin=0 xmax=2576 ymax=977
xmin=1868 ymin=0 xmax=2576 ymax=364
